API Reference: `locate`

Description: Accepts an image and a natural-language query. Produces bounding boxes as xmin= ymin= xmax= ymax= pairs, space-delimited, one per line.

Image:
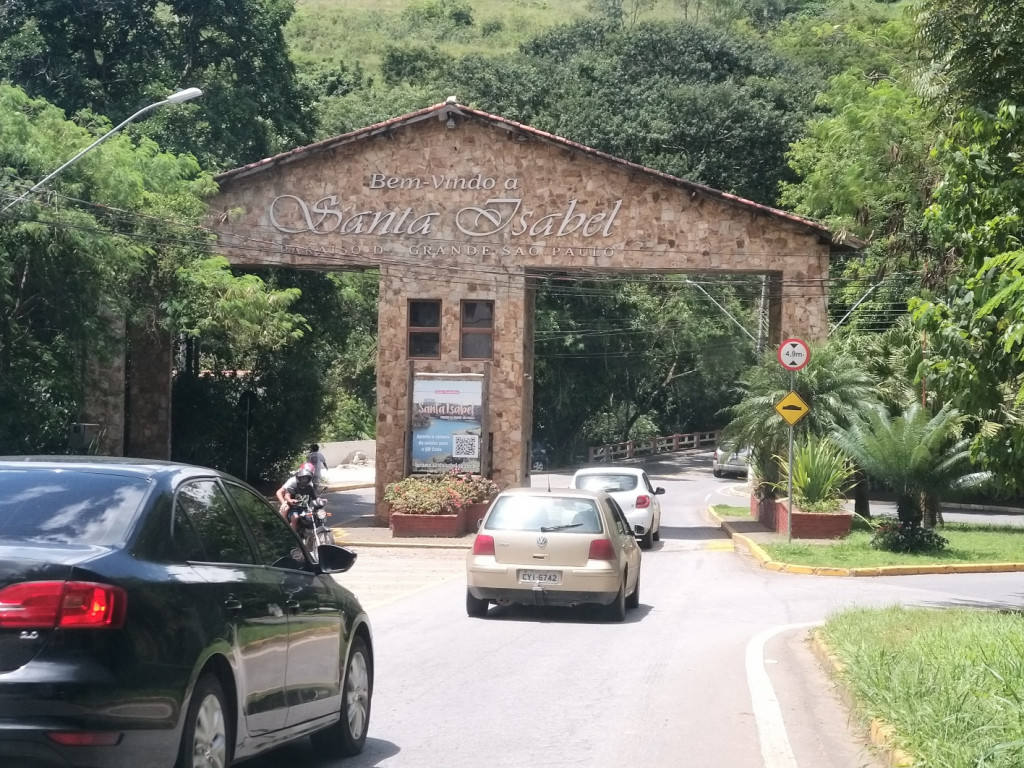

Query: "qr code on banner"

xmin=452 ymin=434 xmax=479 ymax=459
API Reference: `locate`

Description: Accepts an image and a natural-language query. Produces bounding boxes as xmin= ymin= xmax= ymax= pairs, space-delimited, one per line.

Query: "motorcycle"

xmin=288 ymin=497 xmax=336 ymax=562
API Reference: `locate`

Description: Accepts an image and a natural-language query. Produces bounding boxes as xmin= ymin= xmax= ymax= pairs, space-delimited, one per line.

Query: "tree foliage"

xmin=915 ymin=0 xmax=1024 ymax=115
xmin=0 ymin=84 xmax=304 ymax=457
xmin=0 ymin=0 xmax=315 ymax=168
xmin=438 ymin=19 xmax=817 ymax=204
xmin=533 ymin=275 xmax=755 ymax=463
xmin=831 ymin=403 xmax=986 ymax=535
xmin=721 ymin=339 xmax=880 ymax=502
xmin=910 ymin=104 xmax=1024 ymax=494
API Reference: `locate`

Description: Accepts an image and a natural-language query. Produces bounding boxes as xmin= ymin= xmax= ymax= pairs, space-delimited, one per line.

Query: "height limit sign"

xmin=777 ymin=338 xmax=810 ymax=371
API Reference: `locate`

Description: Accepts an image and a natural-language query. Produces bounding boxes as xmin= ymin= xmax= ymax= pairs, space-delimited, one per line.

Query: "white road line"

xmin=746 ymin=622 xmax=821 ymax=768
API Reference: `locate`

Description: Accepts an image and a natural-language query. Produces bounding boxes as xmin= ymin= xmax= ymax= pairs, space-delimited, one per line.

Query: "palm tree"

xmin=830 ymin=402 xmax=989 ymax=529
xmin=721 ymin=340 xmax=880 ymax=519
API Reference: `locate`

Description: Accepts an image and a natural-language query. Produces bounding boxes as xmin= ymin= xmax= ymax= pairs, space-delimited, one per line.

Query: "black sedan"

xmin=0 ymin=456 xmax=373 ymax=768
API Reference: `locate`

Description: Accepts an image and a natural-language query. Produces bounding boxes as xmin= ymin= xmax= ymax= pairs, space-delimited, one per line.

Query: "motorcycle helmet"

xmin=296 ymin=462 xmax=314 ymax=480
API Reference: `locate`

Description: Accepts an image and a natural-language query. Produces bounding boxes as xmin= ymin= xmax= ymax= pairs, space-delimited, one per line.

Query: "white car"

xmin=569 ymin=466 xmax=664 ymax=549
xmin=466 ymin=487 xmax=643 ymax=621
xmin=712 ymin=443 xmax=749 ymax=478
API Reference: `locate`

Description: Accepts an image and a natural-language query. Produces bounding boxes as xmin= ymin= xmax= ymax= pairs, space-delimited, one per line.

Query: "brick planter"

xmin=390 ymin=512 xmax=465 ymax=538
xmin=462 ymin=502 xmax=491 ymax=533
xmin=774 ymin=500 xmax=852 ymax=539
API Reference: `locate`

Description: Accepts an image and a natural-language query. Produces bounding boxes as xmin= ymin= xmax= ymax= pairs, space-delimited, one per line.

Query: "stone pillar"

xmin=372 ymin=265 xmax=531 ymax=524
xmin=81 ymin=311 xmax=126 ymax=456
xmin=778 ymin=246 xmax=830 ymax=343
xmin=125 ymin=318 xmax=173 ymax=459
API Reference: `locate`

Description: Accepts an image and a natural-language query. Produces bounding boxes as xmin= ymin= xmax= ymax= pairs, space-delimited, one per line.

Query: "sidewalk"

xmin=331 ymin=512 xmax=474 ymax=549
xmin=323 ymin=462 xmax=474 ymax=549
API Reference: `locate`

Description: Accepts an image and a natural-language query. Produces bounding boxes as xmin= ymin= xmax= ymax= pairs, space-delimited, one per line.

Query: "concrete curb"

xmin=809 ymin=632 xmax=915 ymax=767
xmin=709 ymin=506 xmax=1024 ymax=577
xmin=325 ymin=482 xmax=375 ymax=492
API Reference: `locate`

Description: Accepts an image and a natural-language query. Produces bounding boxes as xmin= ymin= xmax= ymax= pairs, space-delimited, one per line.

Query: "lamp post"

xmin=1 ymin=87 xmax=203 ymax=215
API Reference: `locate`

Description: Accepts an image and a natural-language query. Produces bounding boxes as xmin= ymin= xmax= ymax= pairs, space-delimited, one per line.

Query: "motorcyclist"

xmin=276 ymin=462 xmax=321 ymax=532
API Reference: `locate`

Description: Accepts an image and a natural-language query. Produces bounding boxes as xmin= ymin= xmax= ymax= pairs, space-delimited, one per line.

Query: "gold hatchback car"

xmin=466 ymin=487 xmax=643 ymax=621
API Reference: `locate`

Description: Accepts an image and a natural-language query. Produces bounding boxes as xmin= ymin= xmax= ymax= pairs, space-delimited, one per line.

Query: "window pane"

xmin=461 ymin=301 xmax=493 ymax=328
xmin=409 ymin=300 xmax=441 ymax=328
xmin=172 ymin=507 xmax=207 ymax=561
xmin=225 ymin=483 xmax=307 ymax=570
xmin=409 ymin=331 xmax=440 ymax=358
xmin=0 ymin=469 xmax=148 ymax=545
xmin=461 ymin=332 xmax=492 ymax=359
xmin=175 ymin=480 xmax=256 ymax=564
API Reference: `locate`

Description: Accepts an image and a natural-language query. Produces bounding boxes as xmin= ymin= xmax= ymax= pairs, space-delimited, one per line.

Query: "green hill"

xmin=288 ymin=0 xmax=669 ymax=72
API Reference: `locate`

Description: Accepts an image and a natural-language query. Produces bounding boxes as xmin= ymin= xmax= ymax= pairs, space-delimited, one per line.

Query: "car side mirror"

xmin=654 ymin=487 xmax=666 ymax=495
xmin=315 ymin=544 xmax=358 ymax=574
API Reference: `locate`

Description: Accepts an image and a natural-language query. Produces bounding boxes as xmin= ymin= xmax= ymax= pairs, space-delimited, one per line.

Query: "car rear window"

xmin=575 ymin=474 xmax=639 ymax=492
xmin=485 ymin=496 xmax=603 ymax=533
xmin=0 ymin=469 xmax=150 ymax=545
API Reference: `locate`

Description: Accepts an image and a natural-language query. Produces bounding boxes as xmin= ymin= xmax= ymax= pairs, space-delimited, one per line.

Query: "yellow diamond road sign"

xmin=775 ymin=391 xmax=810 ymax=426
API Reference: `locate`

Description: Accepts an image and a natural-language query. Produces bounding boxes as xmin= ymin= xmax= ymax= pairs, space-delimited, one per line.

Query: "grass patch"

xmin=819 ymin=606 xmax=1024 ymax=767
xmin=762 ymin=522 xmax=1024 ymax=568
xmin=713 ymin=504 xmax=750 ymax=517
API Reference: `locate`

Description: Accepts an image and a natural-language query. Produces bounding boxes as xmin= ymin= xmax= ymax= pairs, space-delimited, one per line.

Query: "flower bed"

xmin=384 ymin=469 xmax=499 ymax=535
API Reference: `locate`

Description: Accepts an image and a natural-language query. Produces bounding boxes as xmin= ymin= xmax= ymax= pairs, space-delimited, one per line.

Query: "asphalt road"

xmin=247 ymin=452 xmax=1024 ymax=768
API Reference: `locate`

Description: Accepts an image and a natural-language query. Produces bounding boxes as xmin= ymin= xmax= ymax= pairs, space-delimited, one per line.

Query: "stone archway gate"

xmin=207 ymin=98 xmax=857 ymax=521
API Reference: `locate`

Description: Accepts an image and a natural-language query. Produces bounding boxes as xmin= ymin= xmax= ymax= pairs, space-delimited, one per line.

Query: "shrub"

xmin=443 ymin=469 xmax=499 ymax=503
xmin=383 ymin=474 xmax=463 ymax=516
xmin=870 ymin=519 xmax=949 ymax=553
xmin=774 ymin=437 xmax=856 ymax=513
xmin=383 ymin=469 xmax=498 ymax=514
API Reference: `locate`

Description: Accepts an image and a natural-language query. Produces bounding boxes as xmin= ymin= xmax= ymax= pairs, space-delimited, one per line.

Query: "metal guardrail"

xmin=588 ymin=430 xmax=722 ymax=463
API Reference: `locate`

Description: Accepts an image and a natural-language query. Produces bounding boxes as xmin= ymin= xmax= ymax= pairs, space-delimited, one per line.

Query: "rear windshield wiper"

xmin=540 ymin=523 xmax=582 ymax=532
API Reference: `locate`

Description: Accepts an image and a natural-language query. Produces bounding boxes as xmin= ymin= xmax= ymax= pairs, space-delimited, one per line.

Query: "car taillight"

xmin=588 ymin=539 xmax=616 ymax=560
xmin=635 ymin=494 xmax=651 ymax=509
xmin=0 ymin=581 xmax=127 ymax=629
xmin=472 ymin=534 xmax=496 ymax=556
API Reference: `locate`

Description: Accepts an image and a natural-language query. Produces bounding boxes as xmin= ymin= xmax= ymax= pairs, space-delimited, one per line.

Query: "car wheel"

xmin=653 ymin=526 xmax=661 ymax=542
xmin=466 ymin=588 xmax=489 ymax=618
xmin=176 ymin=674 xmax=230 ymax=768
xmin=713 ymin=468 xmax=723 ymax=478
xmin=604 ymin=581 xmax=626 ymax=622
xmin=312 ymin=635 xmax=372 ymax=758
xmin=626 ymin=571 xmax=640 ymax=610
xmin=640 ymin=526 xmax=654 ymax=550
xmin=532 ymin=460 xmax=546 ymax=471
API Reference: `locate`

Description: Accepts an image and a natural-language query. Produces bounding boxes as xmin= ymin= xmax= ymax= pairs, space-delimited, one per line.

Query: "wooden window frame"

xmin=408 ymin=299 xmax=441 ymax=359
xmin=460 ymin=300 xmax=494 ymax=360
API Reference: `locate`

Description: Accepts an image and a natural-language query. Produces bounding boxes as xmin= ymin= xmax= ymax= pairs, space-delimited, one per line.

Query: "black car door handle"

xmin=223 ymin=598 xmax=243 ymax=612
xmin=285 ymin=599 xmax=301 ymax=614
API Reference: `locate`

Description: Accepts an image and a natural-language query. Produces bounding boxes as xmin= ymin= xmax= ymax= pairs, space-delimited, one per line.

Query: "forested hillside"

xmin=5 ymin=0 xmax=1024 ymax=497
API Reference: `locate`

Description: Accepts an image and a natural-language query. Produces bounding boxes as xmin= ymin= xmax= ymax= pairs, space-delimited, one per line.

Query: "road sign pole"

xmin=787 ymin=370 xmax=794 ymax=542
xmin=776 ymin=339 xmax=810 ymax=543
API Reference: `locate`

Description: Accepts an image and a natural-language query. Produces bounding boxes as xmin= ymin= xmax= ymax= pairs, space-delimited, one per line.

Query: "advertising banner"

xmin=410 ymin=374 xmax=484 ymax=474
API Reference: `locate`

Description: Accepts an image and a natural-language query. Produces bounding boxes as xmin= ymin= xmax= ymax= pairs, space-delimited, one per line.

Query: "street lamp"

xmin=1 ymin=87 xmax=203 ymax=215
